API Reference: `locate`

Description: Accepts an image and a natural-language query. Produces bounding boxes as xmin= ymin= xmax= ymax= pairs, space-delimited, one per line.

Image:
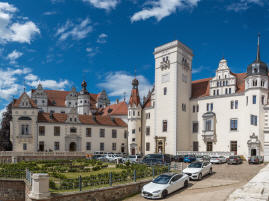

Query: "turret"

xmin=77 ymin=80 xmax=91 ymax=115
xmin=128 ymin=77 xmax=142 ymax=155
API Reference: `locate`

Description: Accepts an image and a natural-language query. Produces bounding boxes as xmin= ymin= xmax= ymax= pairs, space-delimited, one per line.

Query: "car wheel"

xmin=198 ymin=173 xmax=202 ymax=180
xmin=184 ymin=180 xmax=188 ymax=188
xmin=209 ymin=168 xmax=212 ymax=175
xmin=162 ymin=190 xmax=168 ymax=199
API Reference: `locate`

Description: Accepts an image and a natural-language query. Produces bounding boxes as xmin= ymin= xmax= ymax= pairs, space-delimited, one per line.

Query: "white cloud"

xmin=0 ymin=67 xmax=30 ymax=100
xmin=43 ymin=11 xmax=57 ymax=16
xmin=25 ymin=73 xmax=38 ymax=81
xmin=26 ymin=79 xmax=69 ymax=90
xmin=131 ymin=0 xmax=200 ymax=22
xmin=0 ymin=107 xmax=6 ymax=125
xmin=227 ymin=0 xmax=264 ymax=12
xmin=55 ymin=18 xmax=92 ymax=41
xmin=0 ymin=2 xmax=40 ymax=44
xmin=86 ymin=47 xmax=93 ymax=52
xmin=97 ymin=33 xmax=108 ymax=44
xmin=98 ymin=71 xmax=152 ymax=100
xmin=7 ymin=50 xmax=23 ymax=64
xmin=82 ymin=0 xmax=119 ymax=10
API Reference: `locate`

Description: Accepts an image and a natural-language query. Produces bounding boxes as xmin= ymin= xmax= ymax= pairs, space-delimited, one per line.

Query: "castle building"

xmin=127 ymin=36 xmax=269 ymax=161
xmin=10 ymin=81 xmax=128 ymax=153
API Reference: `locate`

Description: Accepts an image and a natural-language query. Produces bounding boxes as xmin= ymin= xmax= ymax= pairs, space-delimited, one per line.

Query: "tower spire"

xmin=256 ymin=33 xmax=261 ymax=61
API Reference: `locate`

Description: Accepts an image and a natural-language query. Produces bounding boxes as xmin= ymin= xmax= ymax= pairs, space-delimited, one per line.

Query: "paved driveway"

xmin=124 ymin=162 xmax=265 ymax=201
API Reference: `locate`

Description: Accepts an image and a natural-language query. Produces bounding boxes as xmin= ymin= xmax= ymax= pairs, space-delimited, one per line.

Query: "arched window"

xmin=261 ymin=80 xmax=265 ymax=87
xmin=18 ymin=116 xmax=32 ymax=120
xmin=253 ymin=80 xmax=257 ymax=87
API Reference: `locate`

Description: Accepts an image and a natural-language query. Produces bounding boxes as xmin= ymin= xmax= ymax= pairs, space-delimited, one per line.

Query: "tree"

xmin=0 ymin=102 xmax=13 ymax=151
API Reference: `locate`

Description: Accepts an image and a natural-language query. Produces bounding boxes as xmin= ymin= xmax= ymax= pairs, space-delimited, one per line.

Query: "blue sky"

xmin=0 ymin=0 xmax=269 ymax=118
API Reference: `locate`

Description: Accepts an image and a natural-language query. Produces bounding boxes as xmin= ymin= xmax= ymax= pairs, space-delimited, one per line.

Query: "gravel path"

xmin=124 ymin=162 xmax=265 ymax=201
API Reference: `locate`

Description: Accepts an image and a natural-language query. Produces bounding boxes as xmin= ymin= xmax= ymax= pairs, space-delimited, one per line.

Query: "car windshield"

xmin=146 ymin=154 xmax=162 ymax=159
xmin=188 ymin=162 xmax=202 ymax=168
xmin=211 ymin=156 xmax=218 ymax=159
xmin=152 ymin=175 xmax=172 ymax=184
xmin=129 ymin=156 xmax=136 ymax=158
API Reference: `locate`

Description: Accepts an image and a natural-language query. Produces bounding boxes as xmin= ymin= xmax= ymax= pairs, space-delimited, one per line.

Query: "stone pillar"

xmin=11 ymin=156 xmax=17 ymax=163
xmin=28 ymin=173 xmax=51 ymax=199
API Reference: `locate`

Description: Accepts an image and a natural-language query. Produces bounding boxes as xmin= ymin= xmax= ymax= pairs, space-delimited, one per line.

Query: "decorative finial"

xmin=134 ymin=68 xmax=136 ymax=78
xmin=257 ymin=33 xmax=261 ymax=61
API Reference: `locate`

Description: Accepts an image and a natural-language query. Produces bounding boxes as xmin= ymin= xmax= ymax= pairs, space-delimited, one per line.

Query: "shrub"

xmin=49 ymin=180 xmax=57 ymax=189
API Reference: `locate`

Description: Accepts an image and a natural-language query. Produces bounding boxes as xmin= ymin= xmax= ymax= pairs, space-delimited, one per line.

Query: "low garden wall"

xmin=0 ymin=179 xmax=25 ymax=201
xmin=27 ymin=179 xmax=150 ymax=201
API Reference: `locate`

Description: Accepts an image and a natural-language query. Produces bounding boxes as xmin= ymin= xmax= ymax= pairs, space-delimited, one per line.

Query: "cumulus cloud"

xmin=7 ymin=50 xmax=23 ymax=64
xmin=43 ymin=11 xmax=57 ymax=16
xmin=227 ymin=0 xmax=264 ymax=12
xmin=98 ymin=71 xmax=152 ymax=100
xmin=0 ymin=2 xmax=40 ymax=44
xmin=82 ymin=0 xmax=119 ymax=10
xmin=55 ymin=18 xmax=92 ymax=41
xmin=27 ymin=79 xmax=69 ymax=90
xmin=131 ymin=0 xmax=200 ymax=22
xmin=97 ymin=33 xmax=108 ymax=44
xmin=24 ymin=73 xmax=38 ymax=81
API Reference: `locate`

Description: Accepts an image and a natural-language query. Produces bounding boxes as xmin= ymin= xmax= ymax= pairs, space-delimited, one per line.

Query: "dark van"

xmin=143 ymin=154 xmax=171 ymax=165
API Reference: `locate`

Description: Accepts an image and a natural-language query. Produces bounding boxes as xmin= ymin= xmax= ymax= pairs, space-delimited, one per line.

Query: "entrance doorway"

xmin=251 ymin=149 xmax=257 ymax=156
xmin=69 ymin=142 xmax=77 ymax=152
xmin=39 ymin=141 xmax=44 ymax=152
xmin=206 ymin=142 xmax=213 ymax=151
xmin=121 ymin=147 xmax=125 ymax=153
xmin=131 ymin=148 xmax=135 ymax=155
xmin=230 ymin=141 xmax=237 ymax=155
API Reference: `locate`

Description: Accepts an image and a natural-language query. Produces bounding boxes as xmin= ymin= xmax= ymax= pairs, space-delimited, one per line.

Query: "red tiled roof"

xmin=102 ymin=101 xmax=128 ymax=116
xmin=191 ymin=73 xmax=247 ymax=99
xmin=38 ymin=112 xmax=127 ymax=127
xmin=13 ymin=92 xmax=37 ymax=108
xmin=129 ymin=88 xmax=140 ymax=106
xmin=31 ymin=89 xmax=98 ymax=109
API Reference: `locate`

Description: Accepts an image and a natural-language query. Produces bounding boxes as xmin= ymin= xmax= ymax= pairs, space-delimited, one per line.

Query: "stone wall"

xmin=0 ymin=179 xmax=25 ymax=201
xmin=27 ymin=180 xmax=150 ymax=201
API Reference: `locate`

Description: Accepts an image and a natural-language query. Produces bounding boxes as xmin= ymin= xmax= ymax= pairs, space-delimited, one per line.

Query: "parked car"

xmin=196 ymin=155 xmax=211 ymax=162
xmin=123 ymin=155 xmax=142 ymax=163
xmin=227 ymin=155 xmax=242 ymax=165
xmin=143 ymin=154 xmax=171 ymax=164
xmin=104 ymin=154 xmax=123 ymax=162
xmin=142 ymin=158 xmax=163 ymax=166
xmin=183 ymin=155 xmax=196 ymax=163
xmin=141 ymin=173 xmax=189 ymax=199
xmin=174 ymin=155 xmax=184 ymax=162
xmin=183 ymin=161 xmax=212 ymax=180
xmin=210 ymin=156 xmax=226 ymax=164
xmin=248 ymin=156 xmax=264 ymax=164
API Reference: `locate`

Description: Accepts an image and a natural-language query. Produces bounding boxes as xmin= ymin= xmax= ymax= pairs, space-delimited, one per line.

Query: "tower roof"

xmin=247 ymin=34 xmax=268 ymax=77
xmin=80 ymin=80 xmax=89 ymax=95
xmin=129 ymin=78 xmax=140 ymax=106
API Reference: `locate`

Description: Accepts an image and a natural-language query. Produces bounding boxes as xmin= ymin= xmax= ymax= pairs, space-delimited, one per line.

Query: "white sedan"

xmin=141 ymin=173 xmax=189 ymax=199
xmin=183 ymin=161 xmax=212 ymax=180
xmin=210 ymin=156 xmax=227 ymax=164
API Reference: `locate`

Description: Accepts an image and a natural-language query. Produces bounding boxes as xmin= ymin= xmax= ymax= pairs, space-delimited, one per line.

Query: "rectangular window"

xmin=192 ymin=122 xmax=198 ymax=133
xmin=229 ymin=88 xmax=231 ymax=94
xmin=70 ymin=127 xmax=76 ymax=133
xmin=253 ymin=95 xmax=256 ymax=104
xmin=246 ymin=96 xmax=248 ymax=106
xmin=133 ymin=111 xmax=135 ymax=116
xmin=217 ymin=90 xmax=219 ymax=95
xmin=21 ymin=125 xmax=29 ymax=135
xmin=193 ymin=141 xmax=199 ymax=151
xmin=54 ymin=142 xmax=60 ymax=151
xmin=54 ymin=126 xmax=60 ymax=136
xmin=196 ymin=105 xmax=199 ymax=112
xmin=23 ymin=143 xmax=27 ymax=151
xmin=100 ymin=143 xmax=104 ymax=151
xmin=206 ymin=142 xmax=213 ymax=152
xmin=146 ymin=127 xmax=150 ymax=136
xmin=225 ymin=88 xmax=228 ymax=94
xmin=100 ymin=129 xmax=105 ymax=137
xmin=235 ymin=100 xmax=238 ymax=109
xmin=206 ymin=103 xmax=209 ymax=112
xmin=132 ymin=129 xmax=135 ymax=134
xmin=146 ymin=113 xmax=151 ymax=119
xmin=163 ymin=87 xmax=167 ymax=95
xmin=86 ymin=128 xmax=91 ymax=137
xmin=112 ymin=143 xmax=116 ymax=151
xmin=213 ymin=90 xmax=215 ymax=96
xmin=262 ymin=95 xmax=265 ymax=105
xmin=211 ymin=103 xmax=213 ymax=111
xmin=124 ymin=130 xmax=128 ymax=139
xmin=230 ymin=119 xmax=238 ymax=131
xmin=182 ymin=104 xmax=186 ymax=111
xmin=251 ymin=115 xmax=258 ymax=126
xmin=39 ymin=126 xmax=45 ymax=136
xmin=163 ymin=120 xmax=167 ymax=132
xmin=112 ymin=129 xmax=117 ymax=138
xmin=86 ymin=142 xmax=91 ymax=151
xmin=132 ymin=138 xmax=135 ymax=142
xmin=205 ymin=120 xmax=211 ymax=131
xmin=231 ymin=101 xmax=234 ymax=109
xmin=193 ymin=105 xmax=195 ymax=113
xmin=146 ymin=143 xmax=150 ymax=151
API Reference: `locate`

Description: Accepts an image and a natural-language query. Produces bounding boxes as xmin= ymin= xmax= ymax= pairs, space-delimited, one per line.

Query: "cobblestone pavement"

xmin=124 ymin=162 xmax=265 ymax=201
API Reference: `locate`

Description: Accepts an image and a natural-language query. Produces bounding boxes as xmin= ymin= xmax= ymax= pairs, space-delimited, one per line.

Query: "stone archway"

xmin=69 ymin=142 xmax=77 ymax=152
